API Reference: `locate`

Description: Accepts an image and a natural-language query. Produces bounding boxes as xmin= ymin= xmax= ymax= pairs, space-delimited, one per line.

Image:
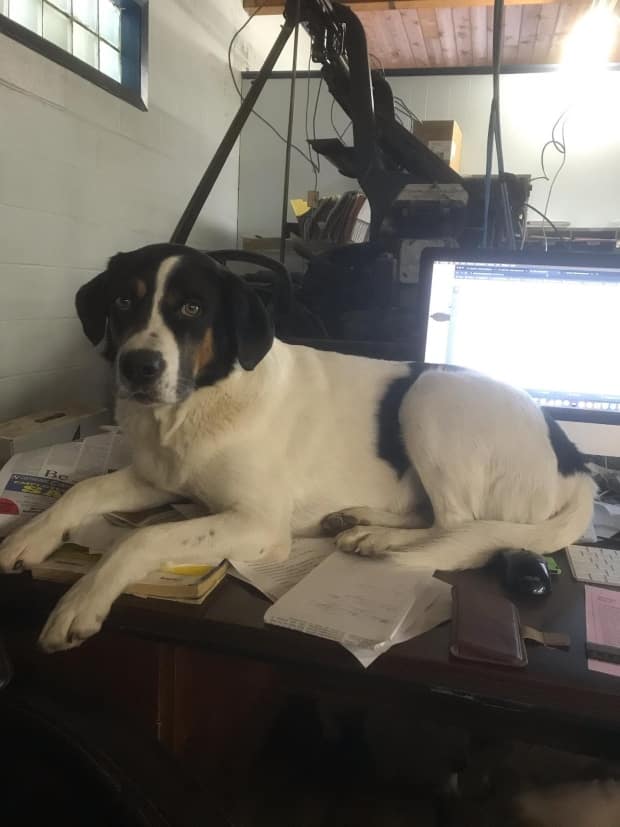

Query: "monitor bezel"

xmin=417 ymin=248 xmax=620 ymax=426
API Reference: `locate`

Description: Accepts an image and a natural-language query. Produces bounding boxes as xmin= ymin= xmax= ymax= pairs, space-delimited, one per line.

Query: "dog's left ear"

xmin=229 ymin=277 xmax=274 ymax=370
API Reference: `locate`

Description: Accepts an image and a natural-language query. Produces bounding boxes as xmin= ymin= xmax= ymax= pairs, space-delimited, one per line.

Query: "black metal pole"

xmin=170 ymin=19 xmax=294 ymax=245
xmin=279 ymin=1 xmax=300 ymax=264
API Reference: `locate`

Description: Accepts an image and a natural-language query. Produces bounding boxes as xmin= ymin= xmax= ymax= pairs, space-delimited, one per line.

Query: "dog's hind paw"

xmin=321 ymin=507 xmax=378 ymax=537
xmin=321 ymin=511 xmax=361 ymax=536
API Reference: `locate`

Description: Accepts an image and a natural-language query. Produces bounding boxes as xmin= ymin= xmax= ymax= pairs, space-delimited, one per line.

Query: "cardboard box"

xmin=413 ymin=120 xmax=462 ymax=173
xmin=0 ymin=405 xmax=110 ymax=465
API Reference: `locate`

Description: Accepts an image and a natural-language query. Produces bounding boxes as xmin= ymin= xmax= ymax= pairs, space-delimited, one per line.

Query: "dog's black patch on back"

xmin=377 ymin=363 xmax=429 ymax=476
xmin=543 ymin=411 xmax=588 ymax=476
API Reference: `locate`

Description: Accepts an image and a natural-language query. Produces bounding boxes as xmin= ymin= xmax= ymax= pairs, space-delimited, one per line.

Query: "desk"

xmin=1 ymin=552 xmax=620 ymax=766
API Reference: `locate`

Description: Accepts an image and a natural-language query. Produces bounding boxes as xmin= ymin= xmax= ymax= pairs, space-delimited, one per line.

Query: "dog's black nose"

xmin=119 ymin=349 xmax=165 ymax=385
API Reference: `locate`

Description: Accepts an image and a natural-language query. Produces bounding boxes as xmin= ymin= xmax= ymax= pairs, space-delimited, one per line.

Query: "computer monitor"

xmin=417 ymin=250 xmax=620 ymax=457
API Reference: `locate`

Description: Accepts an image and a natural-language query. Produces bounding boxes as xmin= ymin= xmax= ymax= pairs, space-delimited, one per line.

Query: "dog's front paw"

xmin=0 ymin=513 xmax=64 ymax=573
xmin=39 ymin=578 xmax=110 ymax=652
xmin=335 ymin=525 xmax=391 ymax=557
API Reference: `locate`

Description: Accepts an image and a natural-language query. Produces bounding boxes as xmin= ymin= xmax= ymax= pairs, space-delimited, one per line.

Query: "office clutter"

xmin=0 ymin=432 xmax=228 ymax=604
xmin=412 ymin=119 xmax=463 ymax=173
xmin=0 ymin=431 xmax=450 ymax=664
xmin=585 ymin=585 xmax=620 ymax=677
xmin=589 ymin=462 xmax=620 ymax=539
xmin=0 ymin=406 xmax=109 ymax=465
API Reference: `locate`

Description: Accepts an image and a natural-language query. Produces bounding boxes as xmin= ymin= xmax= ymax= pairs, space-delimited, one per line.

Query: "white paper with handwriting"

xmin=263 ymin=547 xmax=451 ymax=667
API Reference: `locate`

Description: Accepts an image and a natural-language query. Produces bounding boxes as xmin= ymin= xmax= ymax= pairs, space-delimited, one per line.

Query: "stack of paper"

xmin=593 ymin=501 xmax=620 ymax=540
xmin=238 ymin=543 xmax=452 ymax=667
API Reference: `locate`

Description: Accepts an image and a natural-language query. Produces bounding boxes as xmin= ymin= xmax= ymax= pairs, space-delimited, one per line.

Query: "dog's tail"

xmin=408 ymin=474 xmax=595 ymax=571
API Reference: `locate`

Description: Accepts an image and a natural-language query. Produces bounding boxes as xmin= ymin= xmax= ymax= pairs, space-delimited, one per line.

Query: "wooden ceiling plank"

xmin=417 ymin=8 xmax=444 ymax=67
xmin=452 ymin=6 xmax=473 ymax=66
xmin=487 ymin=5 xmax=493 ymax=63
xmin=400 ymin=9 xmax=431 ymax=67
xmin=548 ymin=1 xmax=588 ymax=63
xmin=531 ymin=2 xmax=561 ymax=63
xmin=516 ymin=4 xmax=542 ymax=64
xmin=356 ymin=10 xmax=388 ymax=69
xmin=470 ymin=6 xmax=489 ymax=66
xmin=381 ymin=8 xmax=416 ymax=67
xmin=501 ymin=4 xmax=523 ymax=64
xmin=435 ymin=6 xmax=459 ymax=66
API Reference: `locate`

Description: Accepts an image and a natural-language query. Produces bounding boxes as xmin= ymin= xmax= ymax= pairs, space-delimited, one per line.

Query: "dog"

xmin=0 ymin=244 xmax=595 ymax=652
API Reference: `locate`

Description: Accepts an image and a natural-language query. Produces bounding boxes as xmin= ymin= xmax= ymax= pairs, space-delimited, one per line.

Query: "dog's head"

xmin=76 ymin=243 xmax=273 ymax=405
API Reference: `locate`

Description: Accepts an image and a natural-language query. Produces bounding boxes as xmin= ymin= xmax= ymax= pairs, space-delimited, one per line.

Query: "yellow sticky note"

xmin=290 ymin=198 xmax=311 ymax=217
xmin=160 ymin=562 xmax=213 ymax=576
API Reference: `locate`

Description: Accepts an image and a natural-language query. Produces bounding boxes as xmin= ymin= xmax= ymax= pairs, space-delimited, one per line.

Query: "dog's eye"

xmin=114 ymin=296 xmax=132 ymax=311
xmin=180 ymin=302 xmax=202 ymax=318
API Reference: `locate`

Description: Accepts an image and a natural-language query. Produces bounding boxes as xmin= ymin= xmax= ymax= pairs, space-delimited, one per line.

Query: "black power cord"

xmin=227 ymin=5 xmax=319 ymax=181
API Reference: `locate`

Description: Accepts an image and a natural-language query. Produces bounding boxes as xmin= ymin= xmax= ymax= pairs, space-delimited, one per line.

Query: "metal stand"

xmin=170 ymin=14 xmax=295 ymax=245
xmin=279 ymin=0 xmax=301 ymax=263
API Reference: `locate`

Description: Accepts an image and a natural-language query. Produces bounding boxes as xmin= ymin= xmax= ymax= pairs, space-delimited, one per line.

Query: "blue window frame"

xmin=0 ymin=0 xmax=148 ymax=110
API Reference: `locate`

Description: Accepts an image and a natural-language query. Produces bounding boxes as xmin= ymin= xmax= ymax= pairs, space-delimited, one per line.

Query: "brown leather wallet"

xmin=450 ymin=582 xmax=528 ymax=668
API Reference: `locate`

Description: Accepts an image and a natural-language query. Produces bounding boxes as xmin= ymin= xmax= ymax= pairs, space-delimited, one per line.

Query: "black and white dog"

xmin=0 ymin=244 xmax=594 ymax=651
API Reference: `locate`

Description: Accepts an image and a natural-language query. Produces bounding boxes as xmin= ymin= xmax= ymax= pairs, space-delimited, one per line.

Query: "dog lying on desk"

xmin=0 ymin=244 xmax=595 ymax=652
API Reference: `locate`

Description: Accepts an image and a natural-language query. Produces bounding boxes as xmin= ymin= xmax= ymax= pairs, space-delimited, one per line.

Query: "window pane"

xmin=73 ymin=0 xmax=97 ymax=32
xmin=72 ymin=21 xmax=98 ymax=67
xmin=43 ymin=2 xmax=71 ymax=51
xmin=9 ymin=0 xmax=43 ymax=34
xmin=99 ymin=40 xmax=120 ymax=82
xmin=98 ymin=0 xmax=119 ymax=47
xmin=47 ymin=0 xmax=70 ymax=12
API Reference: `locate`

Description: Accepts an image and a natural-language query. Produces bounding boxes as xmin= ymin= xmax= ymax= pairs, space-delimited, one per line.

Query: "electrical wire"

xmin=542 ymin=119 xmax=567 ymax=249
xmin=520 ymin=202 xmax=567 ymax=248
xmin=227 ymin=5 xmax=319 ymax=180
xmin=535 ymin=109 xmax=569 ymax=251
xmin=305 ymin=52 xmax=319 ymax=193
xmin=393 ymin=95 xmax=421 ymax=125
xmin=330 ymin=97 xmax=353 ymax=142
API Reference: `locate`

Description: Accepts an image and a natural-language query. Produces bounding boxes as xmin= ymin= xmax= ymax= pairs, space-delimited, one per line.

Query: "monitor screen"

xmin=421 ymin=255 xmax=620 ymax=423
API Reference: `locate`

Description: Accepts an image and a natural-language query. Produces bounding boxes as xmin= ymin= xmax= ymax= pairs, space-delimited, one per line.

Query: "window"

xmin=0 ymin=0 xmax=147 ymax=109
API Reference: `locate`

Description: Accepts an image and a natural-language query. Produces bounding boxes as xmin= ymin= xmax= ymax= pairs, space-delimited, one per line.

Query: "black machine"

xmin=170 ymin=0 xmax=530 ymax=345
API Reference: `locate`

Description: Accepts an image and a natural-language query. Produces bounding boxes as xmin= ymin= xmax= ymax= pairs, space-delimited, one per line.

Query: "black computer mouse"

xmin=498 ymin=549 xmax=551 ymax=597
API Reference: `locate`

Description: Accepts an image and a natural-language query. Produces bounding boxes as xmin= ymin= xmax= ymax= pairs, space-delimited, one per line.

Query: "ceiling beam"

xmin=244 ymin=0 xmax=554 ymax=11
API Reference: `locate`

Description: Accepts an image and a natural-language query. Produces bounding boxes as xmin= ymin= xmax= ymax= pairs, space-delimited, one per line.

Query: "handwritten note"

xmin=264 ymin=550 xmax=451 ymax=666
xmin=585 ymin=585 xmax=620 ymax=677
xmin=230 ymin=538 xmax=333 ymax=601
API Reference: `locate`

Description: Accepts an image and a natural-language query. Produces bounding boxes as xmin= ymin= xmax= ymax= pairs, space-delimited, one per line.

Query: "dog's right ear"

xmin=75 ymin=270 xmax=109 ymax=346
xmin=75 ymin=252 xmax=127 ymax=346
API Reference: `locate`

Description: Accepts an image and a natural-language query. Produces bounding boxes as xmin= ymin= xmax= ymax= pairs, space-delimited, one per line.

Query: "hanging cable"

xmin=228 ymin=4 xmax=319 ymax=180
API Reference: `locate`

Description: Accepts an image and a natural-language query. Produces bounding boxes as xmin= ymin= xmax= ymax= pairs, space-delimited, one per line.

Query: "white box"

xmin=0 ymin=406 xmax=110 ymax=466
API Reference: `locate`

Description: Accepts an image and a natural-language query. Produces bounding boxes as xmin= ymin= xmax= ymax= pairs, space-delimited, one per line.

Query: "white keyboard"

xmin=567 ymin=544 xmax=620 ymax=588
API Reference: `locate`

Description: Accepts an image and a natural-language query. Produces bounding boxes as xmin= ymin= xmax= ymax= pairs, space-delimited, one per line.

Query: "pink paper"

xmin=585 ymin=585 xmax=620 ymax=677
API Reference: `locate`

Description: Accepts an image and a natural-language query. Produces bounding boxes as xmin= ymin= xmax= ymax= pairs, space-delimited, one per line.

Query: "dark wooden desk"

xmin=2 ymin=552 xmax=620 ymax=765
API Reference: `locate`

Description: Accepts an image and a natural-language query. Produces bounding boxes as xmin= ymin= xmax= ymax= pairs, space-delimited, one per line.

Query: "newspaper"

xmin=0 ymin=432 xmax=130 ymax=536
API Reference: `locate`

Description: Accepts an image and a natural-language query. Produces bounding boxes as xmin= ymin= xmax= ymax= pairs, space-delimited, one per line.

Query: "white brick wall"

xmin=0 ymin=0 xmax=261 ymax=421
